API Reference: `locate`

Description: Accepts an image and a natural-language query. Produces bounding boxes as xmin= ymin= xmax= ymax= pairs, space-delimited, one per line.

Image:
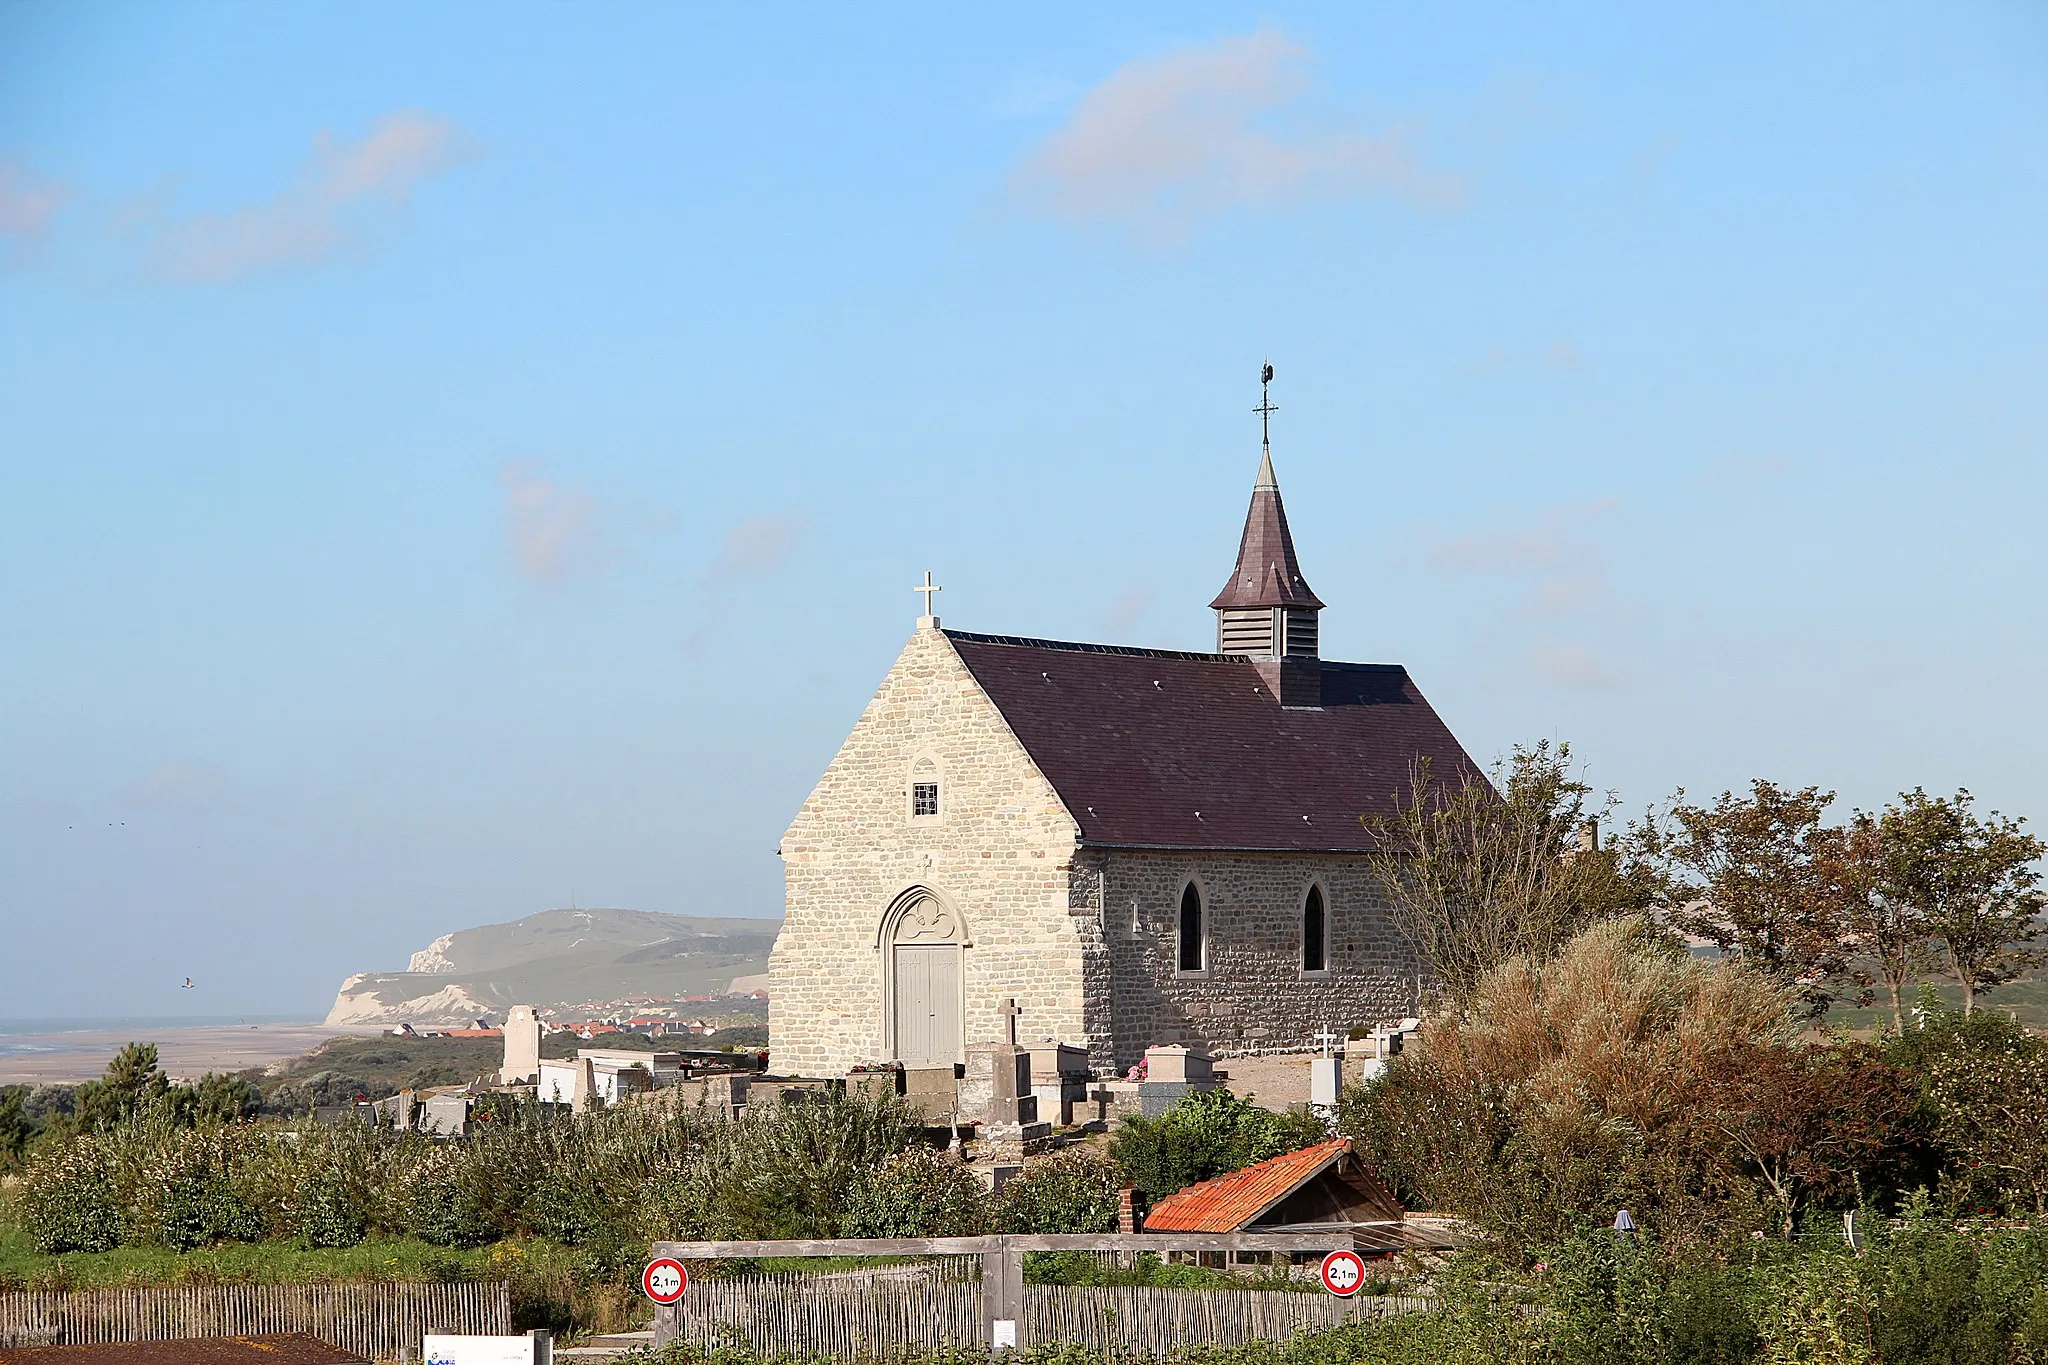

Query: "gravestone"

xmin=1138 ymin=1043 xmax=1219 ymax=1116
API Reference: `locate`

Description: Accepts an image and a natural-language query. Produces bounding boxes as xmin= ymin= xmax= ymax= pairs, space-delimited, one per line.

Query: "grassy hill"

xmin=326 ymin=907 xmax=780 ymax=1025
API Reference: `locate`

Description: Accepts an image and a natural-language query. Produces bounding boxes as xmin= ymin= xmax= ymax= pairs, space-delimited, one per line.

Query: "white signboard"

xmin=991 ymin=1320 xmax=1018 ymax=1349
xmin=425 ymin=1336 xmax=540 ymax=1365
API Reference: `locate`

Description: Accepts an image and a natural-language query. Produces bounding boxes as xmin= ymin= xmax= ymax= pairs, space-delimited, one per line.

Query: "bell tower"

xmin=1209 ymin=362 xmax=1324 ymax=662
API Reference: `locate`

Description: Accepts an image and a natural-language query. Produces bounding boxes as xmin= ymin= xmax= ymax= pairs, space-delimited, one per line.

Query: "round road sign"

xmin=1319 ymin=1249 xmax=1367 ymax=1297
xmin=642 ymin=1258 xmax=689 ymax=1304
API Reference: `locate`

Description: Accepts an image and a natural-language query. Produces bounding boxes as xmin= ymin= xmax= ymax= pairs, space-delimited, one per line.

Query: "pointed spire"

xmin=1208 ymin=453 xmax=1323 ymax=612
xmin=1211 ymin=362 xmax=1322 ymax=661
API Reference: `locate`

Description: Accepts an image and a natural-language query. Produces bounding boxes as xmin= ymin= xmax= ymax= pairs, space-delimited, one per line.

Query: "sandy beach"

xmin=0 ymin=1023 xmax=380 ymax=1085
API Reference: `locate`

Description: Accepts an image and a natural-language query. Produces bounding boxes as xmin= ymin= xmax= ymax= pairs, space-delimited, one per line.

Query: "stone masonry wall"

xmin=1096 ymin=850 xmax=1420 ymax=1071
xmin=771 ymin=625 xmax=1103 ymax=1077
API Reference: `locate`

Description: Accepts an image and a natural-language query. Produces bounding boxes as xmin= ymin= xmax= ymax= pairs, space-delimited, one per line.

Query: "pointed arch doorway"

xmin=883 ymin=889 xmax=964 ymax=1067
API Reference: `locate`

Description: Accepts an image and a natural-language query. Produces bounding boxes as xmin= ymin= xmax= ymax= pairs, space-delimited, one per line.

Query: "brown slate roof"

xmin=1208 ymin=453 xmax=1324 ymax=611
xmin=0 ymin=1335 xmax=364 ymax=1365
xmin=944 ymin=631 xmax=1481 ymax=852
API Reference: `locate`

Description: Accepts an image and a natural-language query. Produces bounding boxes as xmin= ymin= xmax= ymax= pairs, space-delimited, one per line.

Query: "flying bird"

xmin=183 ymin=978 xmax=194 ymax=989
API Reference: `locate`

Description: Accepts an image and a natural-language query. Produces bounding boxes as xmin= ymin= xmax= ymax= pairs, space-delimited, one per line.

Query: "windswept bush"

xmin=136 ymin=1126 xmax=265 ymax=1250
xmin=1110 ymin=1089 xmax=1328 ymax=1204
xmin=17 ymin=1134 xmax=124 ymax=1253
xmin=1342 ymin=917 xmax=1861 ymax=1246
xmin=669 ymin=1088 xmax=920 ymax=1239
xmin=992 ymin=1150 xmax=1120 ymax=1234
xmin=844 ymin=1144 xmax=988 ymax=1237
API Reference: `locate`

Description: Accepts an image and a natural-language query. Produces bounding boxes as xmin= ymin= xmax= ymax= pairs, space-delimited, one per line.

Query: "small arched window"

xmin=1177 ymin=883 xmax=1204 ymax=972
xmin=910 ymin=758 xmax=939 ymax=819
xmin=1301 ymin=886 xmax=1327 ymax=973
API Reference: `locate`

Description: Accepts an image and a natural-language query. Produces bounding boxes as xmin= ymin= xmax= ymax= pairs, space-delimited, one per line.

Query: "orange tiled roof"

xmin=1142 ymin=1138 xmax=1352 ymax=1233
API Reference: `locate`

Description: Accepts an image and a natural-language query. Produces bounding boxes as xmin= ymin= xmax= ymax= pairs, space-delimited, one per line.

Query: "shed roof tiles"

xmin=1143 ymin=1138 xmax=1357 ymax=1233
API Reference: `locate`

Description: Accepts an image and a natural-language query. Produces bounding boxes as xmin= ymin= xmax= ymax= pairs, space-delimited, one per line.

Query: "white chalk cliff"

xmin=322 ymin=907 xmax=780 ymax=1026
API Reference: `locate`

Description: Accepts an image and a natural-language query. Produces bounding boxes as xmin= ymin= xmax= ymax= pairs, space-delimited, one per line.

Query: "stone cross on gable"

xmin=1000 ymin=997 xmax=1022 ymax=1047
xmin=914 ymin=571 xmax=942 ymax=626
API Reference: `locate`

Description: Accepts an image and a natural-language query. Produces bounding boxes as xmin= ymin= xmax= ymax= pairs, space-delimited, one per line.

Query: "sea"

xmin=0 ymin=1016 xmax=319 ymax=1058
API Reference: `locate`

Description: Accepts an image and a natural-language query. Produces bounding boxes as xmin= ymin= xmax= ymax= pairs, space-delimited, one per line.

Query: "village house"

xmin=770 ymin=388 xmax=1481 ymax=1076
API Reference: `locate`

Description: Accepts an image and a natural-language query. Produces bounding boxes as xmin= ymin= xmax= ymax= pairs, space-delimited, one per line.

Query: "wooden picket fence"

xmin=664 ymin=1274 xmax=1431 ymax=1356
xmin=670 ymin=1276 xmax=984 ymax=1354
xmin=1026 ymin=1283 xmax=1431 ymax=1352
xmin=0 ymin=1281 xmax=510 ymax=1359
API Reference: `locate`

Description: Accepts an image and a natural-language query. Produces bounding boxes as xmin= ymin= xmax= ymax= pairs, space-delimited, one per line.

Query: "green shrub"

xmin=843 ymin=1144 xmax=987 ymax=1237
xmin=17 ymin=1135 xmax=124 ymax=1253
xmin=1109 ymin=1089 xmax=1328 ymax=1204
xmin=140 ymin=1128 xmax=265 ymax=1250
xmin=992 ymin=1151 xmax=1119 ymax=1234
xmin=403 ymin=1146 xmax=501 ymax=1249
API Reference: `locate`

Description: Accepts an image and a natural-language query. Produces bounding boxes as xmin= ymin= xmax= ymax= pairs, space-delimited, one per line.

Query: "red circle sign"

xmin=1320 ymin=1249 xmax=1366 ymax=1297
xmin=642 ymin=1258 xmax=689 ymax=1304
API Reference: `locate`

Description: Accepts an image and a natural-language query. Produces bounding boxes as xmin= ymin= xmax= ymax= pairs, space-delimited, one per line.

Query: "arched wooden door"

xmin=886 ymin=892 xmax=963 ymax=1067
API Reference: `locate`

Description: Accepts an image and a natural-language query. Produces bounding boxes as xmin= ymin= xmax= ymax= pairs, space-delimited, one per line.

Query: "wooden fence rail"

xmin=661 ymin=1275 xmax=1430 ymax=1357
xmin=0 ymin=1282 xmax=511 ymax=1359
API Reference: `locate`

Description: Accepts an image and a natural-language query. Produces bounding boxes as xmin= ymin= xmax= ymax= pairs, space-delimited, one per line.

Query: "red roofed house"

xmin=770 ymin=377 xmax=1480 ymax=1076
xmin=1142 ymin=1139 xmax=1406 ymax=1255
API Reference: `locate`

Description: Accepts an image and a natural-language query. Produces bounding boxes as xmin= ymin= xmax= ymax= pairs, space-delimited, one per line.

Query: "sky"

xmin=1 ymin=2 xmax=2044 ymax=1020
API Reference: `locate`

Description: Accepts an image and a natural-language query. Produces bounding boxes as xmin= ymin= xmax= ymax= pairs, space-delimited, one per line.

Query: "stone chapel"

xmin=769 ymin=410 xmax=1481 ymax=1077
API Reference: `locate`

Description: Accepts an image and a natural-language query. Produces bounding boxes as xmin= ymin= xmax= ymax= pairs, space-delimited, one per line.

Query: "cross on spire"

xmin=1254 ymin=360 xmax=1278 ymax=453
xmin=914 ymin=570 xmax=942 ymax=627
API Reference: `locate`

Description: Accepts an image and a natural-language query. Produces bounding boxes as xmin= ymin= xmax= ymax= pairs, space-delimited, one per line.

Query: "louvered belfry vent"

xmin=1209 ymin=448 xmax=1323 ymax=660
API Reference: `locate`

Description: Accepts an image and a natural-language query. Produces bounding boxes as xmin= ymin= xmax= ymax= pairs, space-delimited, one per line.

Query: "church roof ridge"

xmin=941 ymin=629 xmax=1241 ymax=664
xmin=942 ymin=629 xmax=1409 ymax=674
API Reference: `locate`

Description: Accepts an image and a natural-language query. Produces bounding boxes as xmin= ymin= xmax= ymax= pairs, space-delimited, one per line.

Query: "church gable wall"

xmin=1096 ymin=851 xmax=1417 ymax=1070
xmin=772 ymin=627 xmax=1099 ymax=1077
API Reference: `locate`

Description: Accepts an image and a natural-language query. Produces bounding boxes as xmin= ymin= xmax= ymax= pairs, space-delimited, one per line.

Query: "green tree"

xmin=0 ymin=1085 xmax=38 ymax=1168
xmin=1644 ymin=781 xmax=1852 ymax=1014
xmin=1875 ymin=788 xmax=2044 ymax=1016
xmin=1109 ymin=1088 xmax=1327 ymax=1204
xmin=1367 ymin=741 xmax=1658 ymax=1003
xmin=192 ymin=1072 xmax=262 ymax=1122
xmin=1828 ymin=812 xmax=1938 ymax=1034
xmin=74 ymin=1041 xmax=173 ymax=1130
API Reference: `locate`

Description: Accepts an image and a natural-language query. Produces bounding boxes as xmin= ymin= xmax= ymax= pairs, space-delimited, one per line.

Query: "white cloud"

xmin=1531 ymin=642 xmax=1622 ymax=690
xmin=707 ymin=515 xmax=810 ymax=583
xmin=0 ymin=159 xmax=66 ymax=264
xmin=500 ymin=463 xmax=611 ymax=585
xmin=1422 ymin=498 xmax=1616 ymax=619
xmin=1008 ymin=28 xmax=1459 ymax=241
xmin=122 ymin=760 xmax=228 ymax=809
xmin=147 ymin=111 xmax=470 ymax=283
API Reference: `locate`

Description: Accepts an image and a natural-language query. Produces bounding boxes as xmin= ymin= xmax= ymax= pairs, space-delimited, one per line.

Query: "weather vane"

xmin=1254 ymin=360 xmax=1277 ymax=453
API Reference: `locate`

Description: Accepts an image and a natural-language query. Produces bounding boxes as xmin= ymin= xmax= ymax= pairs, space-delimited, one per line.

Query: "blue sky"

xmin=2 ymin=3 xmax=2043 ymax=1019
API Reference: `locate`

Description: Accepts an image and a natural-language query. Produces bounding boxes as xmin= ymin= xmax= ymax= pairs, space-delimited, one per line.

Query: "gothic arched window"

xmin=1177 ymin=883 xmax=1205 ymax=973
xmin=1301 ymin=886 xmax=1327 ymax=973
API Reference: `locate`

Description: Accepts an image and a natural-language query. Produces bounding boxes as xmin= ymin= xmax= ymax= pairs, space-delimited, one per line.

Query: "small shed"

xmin=1141 ymin=1138 xmax=1407 ymax=1261
xmin=0 ymin=1334 xmax=365 ymax=1365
